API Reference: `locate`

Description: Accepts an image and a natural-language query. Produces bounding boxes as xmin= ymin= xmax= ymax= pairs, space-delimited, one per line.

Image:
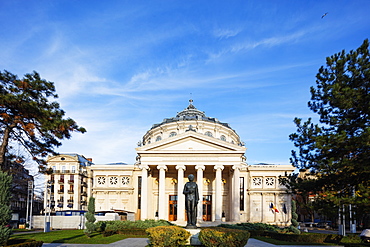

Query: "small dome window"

xmin=220 ymin=135 xmax=226 ymax=141
xmin=155 ymin=136 xmax=162 ymax=142
xmin=169 ymin=132 xmax=177 ymax=137
xmin=205 ymin=131 xmax=213 ymax=137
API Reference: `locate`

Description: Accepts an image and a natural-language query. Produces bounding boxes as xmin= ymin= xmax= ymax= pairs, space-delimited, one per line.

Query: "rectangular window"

xmin=71 ymin=166 xmax=76 ymax=173
xmin=240 ymin=177 xmax=245 ymax=211
xmin=138 ymin=176 xmax=142 ymax=209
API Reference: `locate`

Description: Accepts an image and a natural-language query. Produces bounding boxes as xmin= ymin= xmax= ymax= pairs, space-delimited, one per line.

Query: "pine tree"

xmin=0 ymin=171 xmax=12 ymax=246
xmin=0 ymin=70 xmax=86 ymax=171
xmin=289 ymin=39 xmax=370 ymax=208
xmin=84 ymin=197 xmax=96 ymax=238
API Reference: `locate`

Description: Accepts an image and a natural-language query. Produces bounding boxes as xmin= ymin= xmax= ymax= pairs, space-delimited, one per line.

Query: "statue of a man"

xmin=183 ymin=174 xmax=199 ymax=228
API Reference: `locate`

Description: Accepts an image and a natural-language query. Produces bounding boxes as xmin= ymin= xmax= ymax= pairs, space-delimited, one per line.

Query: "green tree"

xmin=84 ymin=197 xmax=96 ymax=238
xmin=0 ymin=70 xmax=86 ymax=171
xmin=289 ymin=39 xmax=370 ymax=208
xmin=290 ymin=200 xmax=300 ymax=234
xmin=0 ymin=171 xmax=12 ymax=246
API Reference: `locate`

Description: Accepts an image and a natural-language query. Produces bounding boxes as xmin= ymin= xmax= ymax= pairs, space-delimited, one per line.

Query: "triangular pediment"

xmin=136 ymin=131 xmax=246 ymax=153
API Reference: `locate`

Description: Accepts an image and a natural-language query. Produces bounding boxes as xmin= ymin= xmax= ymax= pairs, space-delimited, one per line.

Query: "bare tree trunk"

xmin=0 ymin=125 xmax=14 ymax=170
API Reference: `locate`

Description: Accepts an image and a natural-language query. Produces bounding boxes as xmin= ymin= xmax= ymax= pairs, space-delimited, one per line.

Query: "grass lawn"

xmin=9 ymin=230 xmax=146 ymax=244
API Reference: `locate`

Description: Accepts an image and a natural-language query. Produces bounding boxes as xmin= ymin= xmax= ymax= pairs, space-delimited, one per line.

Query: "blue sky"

xmin=1 ymin=0 xmax=370 ymax=168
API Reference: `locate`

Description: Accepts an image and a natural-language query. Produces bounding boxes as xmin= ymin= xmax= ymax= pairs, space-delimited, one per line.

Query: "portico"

xmin=136 ymin=100 xmax=248 ymax=224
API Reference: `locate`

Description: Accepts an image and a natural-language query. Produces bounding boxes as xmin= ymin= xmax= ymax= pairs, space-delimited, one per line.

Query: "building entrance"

xmin=202 ymin=195 xmax=212 ymax=221
xmin=168 ymin=195 xmax=177 ymax=221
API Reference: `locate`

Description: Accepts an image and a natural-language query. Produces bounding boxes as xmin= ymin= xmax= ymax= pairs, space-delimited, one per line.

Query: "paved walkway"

xmin=42 ymin=237 xmax=344 ymax=247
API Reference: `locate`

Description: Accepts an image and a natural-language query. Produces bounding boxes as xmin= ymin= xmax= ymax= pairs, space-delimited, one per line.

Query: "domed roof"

xmin=150 ymin=99 xmax=232 ymax=130
xmin=176 ymin=99 xmax=205 ymax=118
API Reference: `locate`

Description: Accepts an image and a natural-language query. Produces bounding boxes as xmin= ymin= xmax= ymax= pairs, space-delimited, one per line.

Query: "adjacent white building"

xmin=45 ymin=100 xmax=294 ymax=226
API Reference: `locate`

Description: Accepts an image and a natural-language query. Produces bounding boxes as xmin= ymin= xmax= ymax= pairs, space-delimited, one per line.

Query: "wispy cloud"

xmin=213 ymin=28 xmax=242 ymax=39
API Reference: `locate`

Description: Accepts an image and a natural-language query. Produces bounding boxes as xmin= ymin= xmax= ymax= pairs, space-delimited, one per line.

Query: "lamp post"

xmin=44 ymin=180 xmax=51 ymax=232
xmin=27 ymin=181 xmax=34 ymax=229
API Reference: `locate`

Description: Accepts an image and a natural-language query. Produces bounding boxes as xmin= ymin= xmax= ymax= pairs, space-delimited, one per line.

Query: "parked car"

xmin=360 ymin=229 xmax=370 ymax=243
xmin=317 ymin=221 xmax=332 ymax=229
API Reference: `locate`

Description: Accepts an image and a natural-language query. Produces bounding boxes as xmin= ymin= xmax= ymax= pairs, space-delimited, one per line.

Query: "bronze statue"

xmin=183 ymin=174 xmax=199 ymax=228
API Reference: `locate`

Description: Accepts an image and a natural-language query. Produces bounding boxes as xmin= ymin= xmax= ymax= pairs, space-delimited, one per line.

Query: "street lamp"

xmin=26 ymin=181 xmax=34 ymax=230
xmin=44 ymin=180 xmax=51 ymax=232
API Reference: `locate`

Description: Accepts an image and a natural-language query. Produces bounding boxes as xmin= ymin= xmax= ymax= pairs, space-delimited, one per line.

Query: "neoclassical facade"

xmin=45 ymin=100 xmax=294 ymax=225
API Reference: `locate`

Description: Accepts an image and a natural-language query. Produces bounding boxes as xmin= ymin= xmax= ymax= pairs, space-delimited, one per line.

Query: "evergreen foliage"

xmin=290 ymin=200 xmax=300 ymax=234
xmin=286 ymin=39 xmax=370 ymax=209
xmin=84 ymin=197 xmax=96 ymax=238
xmin=0 ymin=70 xmax=86 ymax=171
xmin=0 ymin=171 xmax=12 ymax=246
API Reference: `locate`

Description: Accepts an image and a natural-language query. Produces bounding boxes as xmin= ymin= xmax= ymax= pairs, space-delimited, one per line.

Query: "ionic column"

xmin=214 ymin=164 xmax=224 ymax=222
xmin=261 ymin=193 xmax=264 ymax=222
xmin=157 ymin=165 xmax=167 ymax=220
xmin=195 ymin=165 xmax=205 ymax=222
xmin=232 ymin=165 xmax=241 ymax=222
xmin=139 ymin=165 xmax=149 ymax=220
xmin=176 ymin=165 xmax=186 ymax=222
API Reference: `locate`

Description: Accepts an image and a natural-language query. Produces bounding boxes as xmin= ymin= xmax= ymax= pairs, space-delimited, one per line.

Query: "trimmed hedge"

xmin=262 ymin=231 xmax=343 ymax=244
xmin=102 ymin=228 xmax=147 ymax=237
xmin=218 ymin=222 xmax=298 ymax=234
xmin=199 ymin=227 xmax=250 ymax=247
xmin=97 ymin=219 xmax=173 ymax=237
xmin=118 ymin=229 xmax=147 ymax=236
xmin=146 ymin=226 xmax=190 ymax=247
xmin=343 ymin=244 xmax=370 ymax=247
xmin=96 ymin=219 xmax=172 ymax=231
xmin=5 ymin=240 xmax=43 ymax=247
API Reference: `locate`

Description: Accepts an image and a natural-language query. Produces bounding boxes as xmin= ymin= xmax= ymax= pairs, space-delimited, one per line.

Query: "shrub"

xmin=118 ymin=229 xmax=147 ymax=236
xmin=265 ymin=232 xmax=339 ymax=243
xmin=95 ymin=221 xmax=106 ymax=232
xmin=343 ymin=244 xmax=370 ymax=247
xmin=6 ymin=240 xmax=43 ymax=247
xmin=84 ymin=197 xmax=96 ymax=238
xmin=219 ymin=222 xmax=299 ymax=235
xmin=0 ymin=171 xmax=12 ymax=246
xmin=199 ymin=227 xmax=250 ymax=247
xmin=99 ymin=219 xmax=173 ymax=236
xmin=291 ymin=200 xmax=299 ymax=233
xmin=287 ymin=225 xmax=301 ymax=234
xmin=146 ymin=226 xmax=190 ymax=247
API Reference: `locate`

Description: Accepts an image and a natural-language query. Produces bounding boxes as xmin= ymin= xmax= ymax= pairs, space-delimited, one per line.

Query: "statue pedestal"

xmin=185 ymin=228 xmax=202 ymax=246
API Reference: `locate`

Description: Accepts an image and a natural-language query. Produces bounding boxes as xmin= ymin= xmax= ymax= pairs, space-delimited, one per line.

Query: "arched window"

xmin=155 ymin=136 xmax=162 ymax=142
xmin=205 ymin=131 xmax=213 ymax=137
xmin=220 ymin=135 xmax=226 ymax=141
xmin=169 ymin=132 xmax=177 ymax=137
